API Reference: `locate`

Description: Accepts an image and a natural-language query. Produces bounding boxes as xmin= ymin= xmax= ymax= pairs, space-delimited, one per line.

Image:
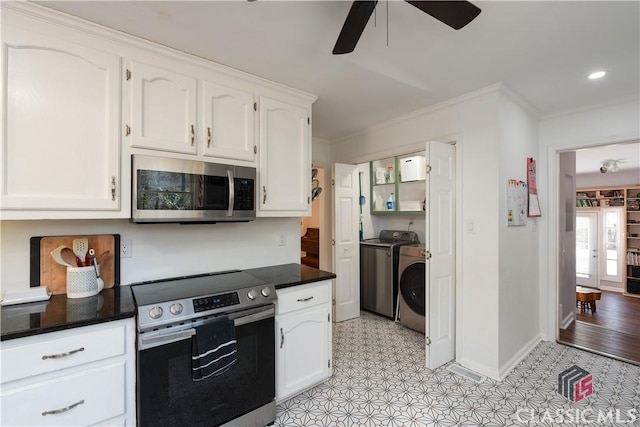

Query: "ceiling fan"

xmin=332 ymin=0 xmax=481 ymax=55
xmin=600 ymin=159 xmax=626 ymax=173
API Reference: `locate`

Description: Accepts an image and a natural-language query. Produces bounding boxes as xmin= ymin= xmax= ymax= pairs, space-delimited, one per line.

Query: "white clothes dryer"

xmin=398 ymin=244 xmax=426 ymax=333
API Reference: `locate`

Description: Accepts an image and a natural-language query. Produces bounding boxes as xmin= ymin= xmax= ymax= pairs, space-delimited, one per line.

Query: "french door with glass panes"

xmin=576 ymin=211 xmax=599 ymax=287
xmin=576 ymin=207 xmax=623 ymax=288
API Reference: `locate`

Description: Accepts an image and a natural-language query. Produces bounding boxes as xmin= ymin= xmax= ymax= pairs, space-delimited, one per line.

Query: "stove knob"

xmin=169 ymin=303 xmax=183 ymax=315
xmin=149 ymin=306 xmax=163 ymax=319
xmin=247 ymin=289 xmax=258 ymax=300
xmin=261 ymin=287 xmax=271 ymax=298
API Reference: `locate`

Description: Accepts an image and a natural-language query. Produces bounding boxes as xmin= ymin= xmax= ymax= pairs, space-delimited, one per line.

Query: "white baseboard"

xmin=456 ymin=357 xmax=500 ymax=381
xmin=497 ymin=334 xmax=543 ymax=381
xmin=600 ymin=285 xmax=623 ymax=293
xmin=560 ymin=310 xmax=575 ymax=330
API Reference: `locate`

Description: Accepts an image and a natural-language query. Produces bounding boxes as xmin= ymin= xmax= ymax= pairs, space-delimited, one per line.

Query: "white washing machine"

xmin=398 ymin=244 xmax=426 ymax=333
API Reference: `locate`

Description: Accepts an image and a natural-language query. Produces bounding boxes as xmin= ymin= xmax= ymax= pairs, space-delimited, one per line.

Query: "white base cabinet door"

xmin=276 ymin=280 xmax=332 ymax=402
xmin=1 ymin=24 xmax=121 ymax=215
xmin=258 ymin=96 xmax=311 ymax=216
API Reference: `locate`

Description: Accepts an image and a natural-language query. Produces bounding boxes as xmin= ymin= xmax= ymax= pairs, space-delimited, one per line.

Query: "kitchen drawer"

xmin=276 ymin=280 xmax=330 ymax=315
xmin=1 ymin=361 xmax=126 ymax=426
xmin=1 ymin=323 xmax=126 ymax=384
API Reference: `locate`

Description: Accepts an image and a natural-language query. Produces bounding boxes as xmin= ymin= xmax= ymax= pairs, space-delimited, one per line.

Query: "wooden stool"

xmin=576 ymin=286 xmax=601 ymax=313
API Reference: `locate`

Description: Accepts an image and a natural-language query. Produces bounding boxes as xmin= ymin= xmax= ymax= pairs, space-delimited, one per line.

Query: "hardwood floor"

xmin=559 ymin=290 xmax=640 ymax=365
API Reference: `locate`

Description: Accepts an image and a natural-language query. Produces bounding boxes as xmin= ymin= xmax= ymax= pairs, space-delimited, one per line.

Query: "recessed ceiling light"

xmin=588 ymin=70 xmax=607 ymax=80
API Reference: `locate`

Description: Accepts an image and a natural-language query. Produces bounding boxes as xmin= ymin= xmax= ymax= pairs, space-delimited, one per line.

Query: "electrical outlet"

xmin=277 ymin=234 xmax=287 ymax=246
xmin=120 ymin=239 xmax=132 ymax=258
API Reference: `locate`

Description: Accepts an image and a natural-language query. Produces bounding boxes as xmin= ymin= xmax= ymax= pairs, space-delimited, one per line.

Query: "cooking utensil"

xmin=50 ymin=245 xmax=73 ymax=267
xmin=96 ymin=250 xmax=110 ymax=265
xmin=61 ymin=247 xmax=78 ymax=267
xmin=73 ymin=238 xmax=89 ymax=267
xmin=90 ymin=251 xmax=105 ymax=293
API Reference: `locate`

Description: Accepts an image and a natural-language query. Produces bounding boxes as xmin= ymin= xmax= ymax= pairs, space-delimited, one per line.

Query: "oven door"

xmin=137 ymin=306 xmax=275 ymax=427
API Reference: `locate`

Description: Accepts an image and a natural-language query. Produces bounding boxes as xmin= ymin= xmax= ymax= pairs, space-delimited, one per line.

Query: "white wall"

xmin=332 ymin=85 xmax=505 ymax=378
xmin=497 ymin=94 xmax=541 ymax=374
xmin=1 ymin=218 xmax=301 ymax=292
xmin=577 ymin=170 xmax=640 ymax=188
xmin=538 ymin=98 xmax=640 ymax=339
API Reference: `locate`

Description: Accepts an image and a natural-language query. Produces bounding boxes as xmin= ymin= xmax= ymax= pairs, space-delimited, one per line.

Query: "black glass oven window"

xmin=137 ymin=316 xmax=275 ymax=427
xmin=137 ymin=170 xmax=229 ymax=211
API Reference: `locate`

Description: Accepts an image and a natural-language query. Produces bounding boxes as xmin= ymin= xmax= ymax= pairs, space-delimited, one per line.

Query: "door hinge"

xmin=331 ymin=179 xmax=335 ymax=186
xmin=332 ymin=298 xmax=336 ymax=306
xmin=125 ymin=125 xmax=131 ymax=136
xmin=426 ymin=165 xmax=432 ymax=174
xmin=426 ymin=336 xmax=432 ymax=345
xmin=332 ymin=239 xmax=335 ymax=246
xmin=126 ymin=69 xmax=131 ymax=81
xmin=422 ymin=250 xmax=432 ymax=260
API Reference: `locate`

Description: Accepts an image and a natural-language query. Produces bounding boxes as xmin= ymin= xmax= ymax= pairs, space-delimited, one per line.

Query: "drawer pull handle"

xmin=42 ymin=399 xmax=85 ymax=416
xmin=297 ymin=296 xmax=314 ymax=302
xmin=280 ymin=328 xmax=285 ymax=348
xmin=41 ymin=347 xmax=85 ymax=360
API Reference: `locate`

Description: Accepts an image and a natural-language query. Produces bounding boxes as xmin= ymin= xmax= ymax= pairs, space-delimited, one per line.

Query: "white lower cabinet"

xmin=276 ymin=280 xmax=332 ymax=402
xmin=0 ymin=319 xmax=136 ymax=427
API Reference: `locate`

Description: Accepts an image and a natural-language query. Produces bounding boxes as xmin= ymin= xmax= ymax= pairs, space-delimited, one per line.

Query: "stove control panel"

xmin=193 ymin=292 xmax=240 ymax=313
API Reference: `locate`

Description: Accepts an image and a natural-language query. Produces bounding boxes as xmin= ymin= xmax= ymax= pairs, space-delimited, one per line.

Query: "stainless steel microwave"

xmin=131 ymin=154 xmax=256 ymax=223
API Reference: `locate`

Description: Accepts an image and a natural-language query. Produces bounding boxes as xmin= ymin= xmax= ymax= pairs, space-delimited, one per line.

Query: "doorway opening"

xmin=301 ymin=166 xmax=325 ymax=269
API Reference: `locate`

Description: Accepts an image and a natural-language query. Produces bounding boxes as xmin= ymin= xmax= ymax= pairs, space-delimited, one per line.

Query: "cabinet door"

xmin=276 ymin=305 xmax=329 ymax=401
xmin=1 ymin=26 xmax=120 ymax=211
xmin=202 ymin=81 xmax=255 ymax=162
xmin=258 ymin=97 xmax=310 ymax=215
xmin=128 ymin=60 xmax=197 ymax=154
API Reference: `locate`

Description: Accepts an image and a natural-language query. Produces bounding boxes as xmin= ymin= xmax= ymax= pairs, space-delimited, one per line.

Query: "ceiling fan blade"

xmin=332 ymin=0 xmax=378 ymax=55
xmin=405 ymin=1 xmax=481 ymax=30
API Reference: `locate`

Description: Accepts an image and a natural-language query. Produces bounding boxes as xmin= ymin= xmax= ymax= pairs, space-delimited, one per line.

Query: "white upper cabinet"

xmin=258 ymin=97 xmax=311 ymax=216
xmin=1 ymin=25 xmax=121 ymax=215
xmin=127 ymin=60 xmax=198 ymax=155
xmin=202 ymin=81 xmax=256 ymax=162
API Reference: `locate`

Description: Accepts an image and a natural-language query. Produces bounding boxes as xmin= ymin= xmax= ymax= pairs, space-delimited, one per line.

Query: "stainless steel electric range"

xmin=130 ymin=270 xmax=277 ymax=427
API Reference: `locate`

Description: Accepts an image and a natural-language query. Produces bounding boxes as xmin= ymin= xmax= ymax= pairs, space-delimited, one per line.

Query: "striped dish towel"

xmin=191 ymin=316 xmax=237 ymax=381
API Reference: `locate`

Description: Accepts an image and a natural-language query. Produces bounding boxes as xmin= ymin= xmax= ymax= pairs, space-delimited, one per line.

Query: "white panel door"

xmin=332 ymin=164 xmax=360 ymax=322
xmin=576 ymin=211 xmax=599 ymax=287
xmin=128 ymin=60 xmax=197 ymax=154
xmin=202 ymin=81 xmax=255 ymax=162
xmin=1 ymin=26 xmax=120 ymax=211
xmin=425 ymin=141 xmax=456 ymax=369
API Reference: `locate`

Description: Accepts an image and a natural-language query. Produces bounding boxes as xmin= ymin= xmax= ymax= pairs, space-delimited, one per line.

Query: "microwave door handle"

xmin=227 ymin=170 xmax=234 ymax=217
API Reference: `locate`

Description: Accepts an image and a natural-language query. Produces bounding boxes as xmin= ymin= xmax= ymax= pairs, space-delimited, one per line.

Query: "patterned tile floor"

xmin=275 ymin=311 xmax=640 ymax=426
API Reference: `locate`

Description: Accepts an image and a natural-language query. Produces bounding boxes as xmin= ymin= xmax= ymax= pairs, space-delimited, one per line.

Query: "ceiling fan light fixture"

xmin=588 ymin=70 xmax=607 ymax=80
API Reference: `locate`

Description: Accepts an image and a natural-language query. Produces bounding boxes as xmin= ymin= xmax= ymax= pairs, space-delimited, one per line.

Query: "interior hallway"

xmin=276 ymin=311 xmax=640 ymax=426
xmin=559 ymin=290 xmax=640 ymax=365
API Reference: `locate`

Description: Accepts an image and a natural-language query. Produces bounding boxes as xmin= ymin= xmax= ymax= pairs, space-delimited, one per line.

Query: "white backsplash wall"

xmin=0 ymin=217 xmax=301 ymax=293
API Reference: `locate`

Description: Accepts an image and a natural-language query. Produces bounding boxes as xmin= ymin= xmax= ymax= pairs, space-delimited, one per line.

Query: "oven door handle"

xmin=140 ymin=328 xmax=196 ymax=349
xmin=234 ymin=306 xmax=274 ymax=327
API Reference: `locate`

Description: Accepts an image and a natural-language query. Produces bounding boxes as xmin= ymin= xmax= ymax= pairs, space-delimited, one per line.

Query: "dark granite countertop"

xmin=1 ymin=287 xmax=135 ymax=341
xmin=245 ymin=263 xmax=336 ymax=290
xmin=1 ymin=264 xmax=333 ymax=341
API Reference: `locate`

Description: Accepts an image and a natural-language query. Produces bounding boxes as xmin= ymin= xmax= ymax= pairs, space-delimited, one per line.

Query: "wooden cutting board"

xmin=30 ymin=234 xmax=120 ymax=295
